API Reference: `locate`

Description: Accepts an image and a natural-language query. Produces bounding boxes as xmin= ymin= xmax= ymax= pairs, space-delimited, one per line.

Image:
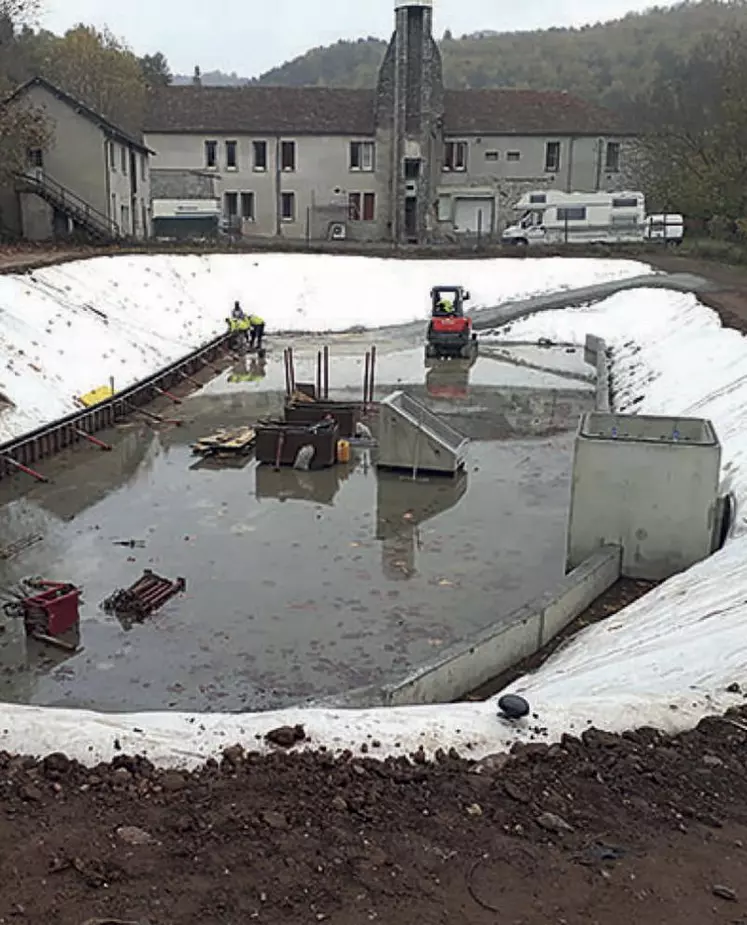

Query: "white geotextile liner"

xmin=0 ymin=253 xmax=651 ymax=441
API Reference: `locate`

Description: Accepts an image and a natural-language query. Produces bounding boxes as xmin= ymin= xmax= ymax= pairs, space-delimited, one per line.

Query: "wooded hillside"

xmin=244 ymin=1 xmax=747 ymax=110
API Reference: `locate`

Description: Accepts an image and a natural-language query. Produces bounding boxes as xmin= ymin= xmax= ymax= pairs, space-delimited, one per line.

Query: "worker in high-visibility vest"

xmin=226 ymin=314 xmax=251 ymax=350
xmin=249 ymin=313 xmax=265 ymax=351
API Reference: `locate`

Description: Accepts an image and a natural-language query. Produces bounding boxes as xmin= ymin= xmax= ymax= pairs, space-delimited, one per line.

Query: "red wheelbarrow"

xmin=2 ymin=579 xmax=81 ymax=640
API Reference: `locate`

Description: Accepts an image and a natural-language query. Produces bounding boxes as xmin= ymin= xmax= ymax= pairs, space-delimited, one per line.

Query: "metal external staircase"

xmin=16 ymin=171 xmax=118 ymax=242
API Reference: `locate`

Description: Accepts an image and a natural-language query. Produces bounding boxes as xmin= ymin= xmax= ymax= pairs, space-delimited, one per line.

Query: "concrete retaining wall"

xmin=584 ymin=334 xmax=610 ymax=413
xmin=331 ymin=545 xmax=621 ymax=709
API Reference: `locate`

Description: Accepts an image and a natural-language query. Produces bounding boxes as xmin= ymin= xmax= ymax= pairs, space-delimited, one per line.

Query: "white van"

xmin=643 ymin=213 xmax=684 ymax=243
xmin=502 ymin=190 xmax=682 ymax=246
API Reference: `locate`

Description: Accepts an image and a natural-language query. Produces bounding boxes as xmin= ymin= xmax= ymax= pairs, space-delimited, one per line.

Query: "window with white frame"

xmin=350 ymin=141 xmax=374 ymax=171
xmin=205 ymin=140 xmax=218 ymax=169
xmin=225 ymin=140 xmax=238 ymax=170
xmin=121 ymin=146 xmax=128 ymax=174
xmin=443 ymin=141 xmax=467 ymax=171
xmin=545 ymin=141 xmax=561 ymax=172
xmin=253 ymin=140 xmax=268 ymax=171
xmin=280 ymin=141 xmax=296 ymax=171
xmin=348 ymin=192 xmax=375 ymax=221
xmin=240 ymin=192 xmax=255 ymax=221
xmin=506 ymin=150 xmax=521 ymax=162
xmin=484 ymin=150 xmax=499 ymax=162
xmin=109 ymin=142 xmax=116 ymax=170
xmin=281 ymin=191 xmax=295 ymax=221
xmin=120 ymin=203 xmax=130 ymax=232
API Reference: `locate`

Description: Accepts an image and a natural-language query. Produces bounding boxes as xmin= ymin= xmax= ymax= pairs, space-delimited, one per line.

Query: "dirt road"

xmin=0 ymin=708 xmax=745 ymax=924
xmin=647 ymin=252 xmax=747 ymax=333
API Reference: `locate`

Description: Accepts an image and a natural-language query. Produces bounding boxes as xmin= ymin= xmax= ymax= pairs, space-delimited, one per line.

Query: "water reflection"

xmin=425 ymin=355 xmax=477 ymax=400
xmin=255 ymin=458 xmax=358 ymax=506
xmin=228 ymin=355 xmax=267 ymax=385
xmin=376 ymin=469 xmax=468 ymax=580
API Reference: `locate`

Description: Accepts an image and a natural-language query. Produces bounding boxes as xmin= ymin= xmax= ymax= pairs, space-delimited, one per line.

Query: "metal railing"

xmin=17 ymin=170 xmax=119 ymax=240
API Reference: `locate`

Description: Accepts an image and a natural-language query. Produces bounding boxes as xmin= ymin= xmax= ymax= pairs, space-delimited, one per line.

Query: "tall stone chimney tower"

xmin=375 ymin=0 xmax=444 ymax=243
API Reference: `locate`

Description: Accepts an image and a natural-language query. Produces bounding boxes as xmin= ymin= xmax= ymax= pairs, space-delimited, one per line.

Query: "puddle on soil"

xmin=0 ymin=346 xmax=593 ymax=712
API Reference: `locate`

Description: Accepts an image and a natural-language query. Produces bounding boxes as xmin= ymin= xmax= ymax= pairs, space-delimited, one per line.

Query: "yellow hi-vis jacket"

xmin=229 ymin=317 xmax=251 ymax=332
xmin=249 ymin=314 xmax=265 ymax=326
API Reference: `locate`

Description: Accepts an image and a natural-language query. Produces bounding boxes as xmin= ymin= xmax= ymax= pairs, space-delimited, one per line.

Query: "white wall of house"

xmin=21 ymin=83 xmax=109 ymax=220
xmin=15 ymin=82 xmax=151 ymax=240
xmin=105 ymin=139 xmax=152 ymax=238
xmin=145 ymin=132 xmax=382 ymax=240
xmin=436 ymin=134 xmax=628 ymax=235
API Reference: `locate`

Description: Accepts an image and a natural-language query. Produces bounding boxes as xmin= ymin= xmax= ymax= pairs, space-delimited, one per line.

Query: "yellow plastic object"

xmin=78 ymin=384 xmax=114 ymax=407
xmin=337 ymin=439 xmax=351 ymax=464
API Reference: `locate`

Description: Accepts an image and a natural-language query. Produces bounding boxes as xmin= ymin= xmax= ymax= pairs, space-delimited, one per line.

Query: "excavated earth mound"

xmin=0 ymin=707 xmax=746 ymax=924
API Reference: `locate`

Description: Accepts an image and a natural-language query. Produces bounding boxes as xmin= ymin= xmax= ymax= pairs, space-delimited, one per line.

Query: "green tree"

xmin=140 ymin=51 xmax=172 ymax=88
xmin=632 ymin=25 xmax=747 ymax=225
xmin=41 ymin=25 xmax=146 ymax=130
xmin=0 ymin=0 xmax=51 ymax=183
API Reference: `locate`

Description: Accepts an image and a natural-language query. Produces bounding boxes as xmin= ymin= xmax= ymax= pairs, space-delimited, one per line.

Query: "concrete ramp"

xmin=377 ymin=390 xmax=468 ymax=475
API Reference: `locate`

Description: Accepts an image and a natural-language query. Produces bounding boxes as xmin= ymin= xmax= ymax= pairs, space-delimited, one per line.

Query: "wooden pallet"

xmin=191 ymin=426 xmax=257 ymax=456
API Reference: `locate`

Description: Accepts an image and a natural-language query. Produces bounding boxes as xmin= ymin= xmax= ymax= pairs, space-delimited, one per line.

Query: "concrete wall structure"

xmin=567 ymin=412 xmax=722 ymax=580
xmin=332 ymin=546 xmax=621 ymax=708
xmin=583 ymin=334 xmax=611 ymax=413
xmin=377 ymin=390 xmax=468 ymax=474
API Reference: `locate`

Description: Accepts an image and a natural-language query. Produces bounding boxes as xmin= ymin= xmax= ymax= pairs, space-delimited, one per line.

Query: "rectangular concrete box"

xmin=567 ymin=412 xmax=721 ymax=580
xmin=377 ymin=390 xmax=468 ymax=475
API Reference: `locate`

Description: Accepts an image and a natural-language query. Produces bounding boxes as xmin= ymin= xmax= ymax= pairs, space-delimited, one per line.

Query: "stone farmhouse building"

xmin=145 ymin=0 xmax=630 ymax=244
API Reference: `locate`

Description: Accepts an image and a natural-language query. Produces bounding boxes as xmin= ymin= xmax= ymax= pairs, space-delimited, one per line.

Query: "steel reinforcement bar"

xmin=0 ymin=331 xmax=233 ymax=481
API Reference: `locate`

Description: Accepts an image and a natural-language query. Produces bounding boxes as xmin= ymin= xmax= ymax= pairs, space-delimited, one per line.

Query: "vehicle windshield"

xmin=520 ymin=210 xmax=543 ymax=229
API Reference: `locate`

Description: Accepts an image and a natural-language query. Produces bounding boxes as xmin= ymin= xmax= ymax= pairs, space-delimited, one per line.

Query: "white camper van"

xmin=502 ymin=190 xmax=682 ymax=246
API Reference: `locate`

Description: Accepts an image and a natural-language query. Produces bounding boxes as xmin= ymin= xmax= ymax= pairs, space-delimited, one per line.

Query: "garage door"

xmin=454 ymin=198 xmax=494 ymax=234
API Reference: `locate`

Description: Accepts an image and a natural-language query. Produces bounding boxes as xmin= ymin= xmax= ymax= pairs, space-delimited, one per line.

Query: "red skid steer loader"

xmin=425 ymin=286 xmax=478 ymax=360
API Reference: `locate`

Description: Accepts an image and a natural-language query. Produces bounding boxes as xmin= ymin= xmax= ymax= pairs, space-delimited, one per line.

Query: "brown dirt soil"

xmin=0 ymin=710 xmax=746 ymax=924
xmin=647 ymin=252 xmax=747 ymax=334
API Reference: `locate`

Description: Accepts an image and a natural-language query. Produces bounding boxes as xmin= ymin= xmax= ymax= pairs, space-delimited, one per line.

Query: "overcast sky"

xmin=41 ymin=0 xmax=676 ymax=77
